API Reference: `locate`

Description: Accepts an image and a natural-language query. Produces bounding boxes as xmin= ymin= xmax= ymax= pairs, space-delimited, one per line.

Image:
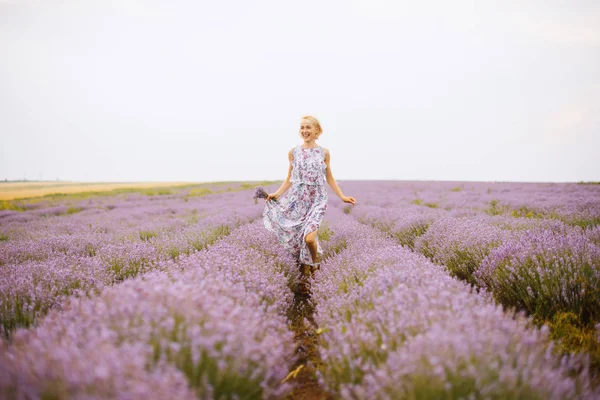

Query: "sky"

xmin=0 ymin=0 xmax=599 ymax=183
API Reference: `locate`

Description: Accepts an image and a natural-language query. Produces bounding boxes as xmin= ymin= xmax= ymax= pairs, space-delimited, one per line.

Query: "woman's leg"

xmin=304 ymin=230 xmax=319 ymax=265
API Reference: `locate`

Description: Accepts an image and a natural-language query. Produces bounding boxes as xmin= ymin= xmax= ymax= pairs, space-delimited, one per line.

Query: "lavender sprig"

xmin=253 ymin=186 xmax=276 ymax=204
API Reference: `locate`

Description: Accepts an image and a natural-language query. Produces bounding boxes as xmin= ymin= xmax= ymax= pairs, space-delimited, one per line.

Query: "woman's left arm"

xmin=324 ymin=148 xmax=356 ymax=205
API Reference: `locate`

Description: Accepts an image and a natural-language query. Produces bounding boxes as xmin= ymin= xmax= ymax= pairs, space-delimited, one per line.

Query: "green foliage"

xmin=205 ymin=225 xmax=231 ymax=246
xmin=509 ymin=206 xmax=545 ymax=219
xmin=358 ymin=215 xmax=430 ymax=250
xmin=84 ymin=244 xmax=96 ymax=257
xmin=188 ymin=188 xmax=213 ymax=197
xmin=108 ymin=260 xmax=127 ymax=280
xmin=240 ymin=180 xmax=279 ymax=190
xmin=139 ymin=230 xmax=158 ymax=241
xmin=324 ymin=238 xmax=348 ymax=260
xmin=1 ymin=297 xmax=37 ymax=339
xmin=109 ymin=258 xmax=152 ymax=282
xmin=318 ymin=223 xmax=334 ymax=242
xmin=484 ymin=199 xmax=510 ymax=216
xmin=167 ymin=247 xmax=182 ymax=260
xmin=320 ymin=356 xmax=366 ymax=392
xmin=342 ymin=205 xmax=352 ymax=214
xmin=484 ymin=200 xmax=598 ymax=228
xmin=380 ymin=371 xmax=545 ymax=400
xmin=40 ymin=380 xmax=69 ymax=400
xmin=66 ymin=206 xmax=82 ymax=214
xmin=0 ymin=234 xmax=8 ymax=242
xmin=337 ymin=261 xmax=394 ymax=295
xmin=484 ymin=250 xmax=600 ymax=325
xmin=187 ymin=209 xmax=200 ymax=225
xmin=544 ymin=311 xmax=600 ymax=372
xmin=566 ymin=216 xmax=600 ymax=229
xmin=148 ymin=314 xmax=265 ymax=399
xmin=0 ymin=200 xmax=25 ymax=211
xmin=391 ymin=222 xmax=431 ymax=250
xmin=424 ymin=202 xmax=438 ymax=209
xmin=1 ymin=279 xmax=91 ymax=338
xmin=450 ymin=186 xmax=462 ymax=192
xmin=410 ymin=199 xmax=422 ymax=206
xmin=444 ymin=249 xmax=483 ymax=285
xmin=188 ymin=225 xmax=231 ymax=253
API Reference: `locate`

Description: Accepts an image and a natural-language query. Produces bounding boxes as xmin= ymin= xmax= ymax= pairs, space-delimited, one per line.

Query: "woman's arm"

xmin=324 ymin=148 xmax=356 ymax=205
xmin=266 ymin=149 xmax=294 ymax=201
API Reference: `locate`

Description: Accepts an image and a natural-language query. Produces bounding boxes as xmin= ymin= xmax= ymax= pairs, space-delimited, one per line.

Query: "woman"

xmin=263 ymin=116 xmax=356 ymax=292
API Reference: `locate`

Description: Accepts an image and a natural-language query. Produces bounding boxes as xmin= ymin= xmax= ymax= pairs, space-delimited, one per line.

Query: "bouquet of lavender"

xmin=253 ymin=186 xmax=276 ymax=204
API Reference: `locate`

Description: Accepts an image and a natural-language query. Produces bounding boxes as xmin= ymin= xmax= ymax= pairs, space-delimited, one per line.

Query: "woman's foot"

xmin=297 ymin=264 xmax=312 ymax=295
xmin=310 ymin=253 xmax=322 ymax=274
xmin=299 ymin=263 xmax=312 ymax=277
xmin=296 ymin=279 xmax=311 ymax=295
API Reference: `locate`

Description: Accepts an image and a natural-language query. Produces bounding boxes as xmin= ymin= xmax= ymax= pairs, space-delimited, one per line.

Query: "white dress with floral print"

xmin=264 ymin=145 xmax=328 ymax=266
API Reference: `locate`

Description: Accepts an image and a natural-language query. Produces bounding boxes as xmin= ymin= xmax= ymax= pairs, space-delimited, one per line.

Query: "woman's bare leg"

xmin=304 ymin=230 xmax=318 ymax=265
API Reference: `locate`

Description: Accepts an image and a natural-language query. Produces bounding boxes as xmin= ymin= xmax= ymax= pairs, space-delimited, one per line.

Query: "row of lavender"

xmin=348 ymin=202 xmax=600 ymax=327
xmin=312 ymin=206 xmax=599 ymax=399
xmin=332 ymin=181 xmax=600 ymax=380
xmin=0 ymin=190 xmax=262 ymax=336
xmin=1 ymin=217 xmax=303 ymax=399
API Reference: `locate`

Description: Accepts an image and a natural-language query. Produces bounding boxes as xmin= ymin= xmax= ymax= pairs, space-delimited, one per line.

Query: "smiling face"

xmin=299 ymin=119 xmax=320 ymax=143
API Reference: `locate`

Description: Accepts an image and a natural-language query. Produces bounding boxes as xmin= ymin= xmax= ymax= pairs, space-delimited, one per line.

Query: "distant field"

xmin=0 ymin=181 xmax=200 ymax=200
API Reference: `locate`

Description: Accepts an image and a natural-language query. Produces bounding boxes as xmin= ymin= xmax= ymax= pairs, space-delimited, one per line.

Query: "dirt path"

xmin=284 ymin=283 xmax=334 ymax=400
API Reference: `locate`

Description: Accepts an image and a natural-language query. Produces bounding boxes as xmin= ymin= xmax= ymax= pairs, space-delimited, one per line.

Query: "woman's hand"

xmin=265 ymin=193 xmax=279 ymax=202
xmin=342 ymin=196 xmax=356 ymax=205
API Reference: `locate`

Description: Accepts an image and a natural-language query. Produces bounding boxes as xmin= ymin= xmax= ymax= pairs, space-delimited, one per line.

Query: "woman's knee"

xmin=305 ymin=231 xmax=317 ymax=244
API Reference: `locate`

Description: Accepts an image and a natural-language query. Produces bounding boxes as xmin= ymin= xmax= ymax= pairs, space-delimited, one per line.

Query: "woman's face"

xmin=300 ymin=120 xmax=318 ymax=142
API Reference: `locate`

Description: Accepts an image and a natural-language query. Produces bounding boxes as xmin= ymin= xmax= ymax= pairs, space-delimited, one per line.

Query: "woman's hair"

xmin=301 ymin=115 xmax=323 ymax=138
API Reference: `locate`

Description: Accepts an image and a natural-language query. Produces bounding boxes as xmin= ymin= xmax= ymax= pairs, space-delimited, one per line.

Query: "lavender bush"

xmin=312 ymin=212 xmax=598 ymax=399
xmin=413 ymin=216 xmax=518 ymax=284
xmin=353 ymin=204 xmax=439 ymax=249
xmin=476 ymin=227 xmax=600 ymax=324
xmin=0 ymin=190 xmax=263 ymax=336
xmin=1 ymin=218 xmax=297 ymax=399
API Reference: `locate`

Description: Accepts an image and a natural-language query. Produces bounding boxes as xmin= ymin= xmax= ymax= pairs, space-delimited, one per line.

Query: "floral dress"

xmin=264 ymin=145 xmax=328 ymax=266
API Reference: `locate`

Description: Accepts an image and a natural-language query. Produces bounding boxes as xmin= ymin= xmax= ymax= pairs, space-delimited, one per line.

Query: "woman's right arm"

xmin=266 ymin=149 xmax=294 ymax=201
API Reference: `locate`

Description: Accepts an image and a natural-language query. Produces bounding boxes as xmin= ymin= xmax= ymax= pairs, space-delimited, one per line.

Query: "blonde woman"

xmin=263 ymin=116 xmax=356 ymax=293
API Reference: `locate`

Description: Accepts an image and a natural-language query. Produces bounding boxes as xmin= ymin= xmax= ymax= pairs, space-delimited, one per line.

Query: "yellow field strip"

xmin=0 ymin=182 xmax=201 ymax=201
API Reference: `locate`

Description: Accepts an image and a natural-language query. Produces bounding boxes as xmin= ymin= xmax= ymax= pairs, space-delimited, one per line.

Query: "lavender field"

xmin=1 ymin=181 xmax=599 ymax=399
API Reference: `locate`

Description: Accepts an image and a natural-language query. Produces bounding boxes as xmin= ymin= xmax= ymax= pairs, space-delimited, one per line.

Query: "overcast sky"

xmin=1 ymin=0 xmax=599 ymax=183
